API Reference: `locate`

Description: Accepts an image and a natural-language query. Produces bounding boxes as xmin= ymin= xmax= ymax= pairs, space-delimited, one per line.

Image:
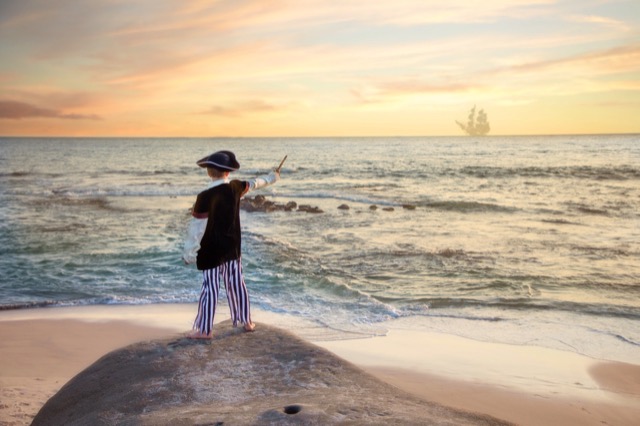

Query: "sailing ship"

xmin=456 ymin=105 xmax=490 ymax=136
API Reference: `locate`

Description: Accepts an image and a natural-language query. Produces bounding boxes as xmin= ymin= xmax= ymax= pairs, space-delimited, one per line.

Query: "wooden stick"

xmin=276 ymin=155 xmax=288 ymax=173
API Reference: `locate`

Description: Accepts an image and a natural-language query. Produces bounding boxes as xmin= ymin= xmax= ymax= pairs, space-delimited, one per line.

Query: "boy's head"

xmin=206 ymin=167 xmax=228 ymax=179
xmin=197 ymin=150 xmax=240 ymax=172
xmin=197 ymin=151 xmax=240 ymax=179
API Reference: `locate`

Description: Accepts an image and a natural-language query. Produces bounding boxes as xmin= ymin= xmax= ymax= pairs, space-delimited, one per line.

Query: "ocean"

xmin=1 ymin=135 xmax=638 ymax=364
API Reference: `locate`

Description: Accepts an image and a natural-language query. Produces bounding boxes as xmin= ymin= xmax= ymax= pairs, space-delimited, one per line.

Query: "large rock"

xmin=32 ymin=322 xmax=509 ymax=425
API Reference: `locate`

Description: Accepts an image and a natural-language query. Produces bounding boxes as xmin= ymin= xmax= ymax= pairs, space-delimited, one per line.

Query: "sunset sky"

xmin=1 ymin=0 xmax=638 ymax=137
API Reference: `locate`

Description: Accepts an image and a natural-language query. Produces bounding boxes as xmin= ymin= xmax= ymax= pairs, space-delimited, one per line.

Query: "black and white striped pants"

xmin=193 ymin=258 xmax=252 ymax=335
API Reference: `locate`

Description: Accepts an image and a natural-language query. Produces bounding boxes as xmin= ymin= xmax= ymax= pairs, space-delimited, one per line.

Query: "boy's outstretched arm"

xmin=246 ymin=170 xmax=280 ymax=192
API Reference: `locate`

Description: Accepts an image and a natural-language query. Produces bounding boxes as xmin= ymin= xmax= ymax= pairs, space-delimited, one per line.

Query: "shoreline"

xmin=1 ymin=304 xmax=639 ymax=425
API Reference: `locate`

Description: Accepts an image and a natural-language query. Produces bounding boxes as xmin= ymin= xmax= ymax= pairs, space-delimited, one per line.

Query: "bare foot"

xmin=243 ymin=322 xmax=256 ymax=332
xmin=187 ymin=331 xmax=213 ymax=339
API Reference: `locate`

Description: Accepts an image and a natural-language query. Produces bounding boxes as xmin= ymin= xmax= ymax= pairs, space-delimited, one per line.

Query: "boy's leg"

xmin=191 ymin=267 xmax=220 ymax=337
xmin=221 ymin=258 xmax=253 ymax=329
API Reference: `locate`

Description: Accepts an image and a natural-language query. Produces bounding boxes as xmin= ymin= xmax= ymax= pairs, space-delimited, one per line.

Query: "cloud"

xmin=569 ymin=14 xmax=633 ymax=32
xmin=350 ymin=79 xmax=478 ymax=104
xmin=4 ymin=89 xmax=105 ymax=110
xmin=345 ymin=40 xmax=640 ymax=107
xmin=500 ymin=44 xmax=640 ymax=76
xmin=199 ymin=100 xmax=280 ymax=117
xmin=298 ymin=0 xmax=556 ymax=26
xmin=0 ymin=0 xmax=560 ymax=89
xmin=0 ymin=100 xmax=101 ymax=120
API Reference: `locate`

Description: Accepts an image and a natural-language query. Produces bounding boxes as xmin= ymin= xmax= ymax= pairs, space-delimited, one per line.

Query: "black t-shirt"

xmin=192 ymin=180 xmax=248 ymax=270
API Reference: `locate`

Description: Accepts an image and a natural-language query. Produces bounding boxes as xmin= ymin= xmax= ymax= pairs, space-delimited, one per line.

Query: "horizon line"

xmin=1 ymin=132 xmax=639 ymax=139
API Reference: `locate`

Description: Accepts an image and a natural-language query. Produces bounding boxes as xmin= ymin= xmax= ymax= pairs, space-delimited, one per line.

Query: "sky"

xmin=0 ymin=0 xmax=639 ymax=137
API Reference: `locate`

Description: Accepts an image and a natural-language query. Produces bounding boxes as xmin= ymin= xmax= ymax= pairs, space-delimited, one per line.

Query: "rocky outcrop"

xmin=241 ymin=196 xmax=323 ymax=214
xmin=32 ymin=321 xmax=509 ymax=425
xmin=240 ymin=196 xmax=418 ymax=214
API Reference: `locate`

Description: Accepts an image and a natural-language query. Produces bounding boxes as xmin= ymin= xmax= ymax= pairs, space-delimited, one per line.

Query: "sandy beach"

xmin=1 ymin=304 xmax=639 ymax=425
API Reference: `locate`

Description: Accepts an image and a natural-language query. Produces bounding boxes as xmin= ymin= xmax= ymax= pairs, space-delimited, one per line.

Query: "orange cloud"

xmin=0 ymin=100 xmax=101 ymax=120
xmin=503 ymin=44 xmax=640 ymax=75
xmin=199 ymin=100 xmax=280 ymax=117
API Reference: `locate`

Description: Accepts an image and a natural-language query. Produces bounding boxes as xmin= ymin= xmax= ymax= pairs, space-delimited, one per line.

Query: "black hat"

xmin=196 ymin=150 xmax=240 ymax=171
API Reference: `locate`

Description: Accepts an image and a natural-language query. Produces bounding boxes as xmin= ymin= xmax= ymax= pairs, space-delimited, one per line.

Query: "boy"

xmin=183 ymin=150 xmax=280 ymax=338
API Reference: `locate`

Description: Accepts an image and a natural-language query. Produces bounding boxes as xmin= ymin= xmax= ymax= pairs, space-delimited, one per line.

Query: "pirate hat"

xmin=196 ymin=150 xmax=240 ymax=171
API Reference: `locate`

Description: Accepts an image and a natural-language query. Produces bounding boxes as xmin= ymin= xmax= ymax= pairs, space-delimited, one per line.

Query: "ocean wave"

xmin=5 ymin=187 xmax=198 ymax=201
xmin=341 ymin=247 xmax=490 ymax=265
xmin=0 ymin=296 xmax=198 ymax=311
xmin=278 ymin=191 xmax=519 ymax=213
xmin=567 ymin=244 xmax=635 ymax=259
xmin=0 ymin=171 xmax=64 ymax=179
xmin=540 ymin=218 xmax=584 ymax=225
xmin=0 ymin=300 xmax=61 ymax=311
xmin=38 ymin=223 xmax=90 ymax=233
xmin=612 ymin=333 xmax=640 ymax=347
xmin=2 ymin=164 xmax=196 ymax=180
xmin=421 ymin=200 xmax=517 ymax=213
xmin=101 ymin=167 xmax=194 ymax=177
xmin=279 ymin=191 xmax=398 ymax=207
xmin=456 ymin=165 xmax=640 ymax=181
xmin=395 ymin=297 xmax=640 ymax=321
xmin=568 ymin=203 xmax=610 ymax=216
xmin=575 ymin=279 xmax=640 ymax=293
xmin=28 ymin=195 xmax=132 ymax=212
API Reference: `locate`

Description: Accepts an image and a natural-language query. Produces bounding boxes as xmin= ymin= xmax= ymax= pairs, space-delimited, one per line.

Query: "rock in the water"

xmin=32 ymin=321 xmax=509 ymax=426
xmin=241 ymin=196 xmax=323 ymax=214
xmin=297 ymin=204 xmax=324 ymax=214
xmin=285 ymin=201 xmax=298 ymax=211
